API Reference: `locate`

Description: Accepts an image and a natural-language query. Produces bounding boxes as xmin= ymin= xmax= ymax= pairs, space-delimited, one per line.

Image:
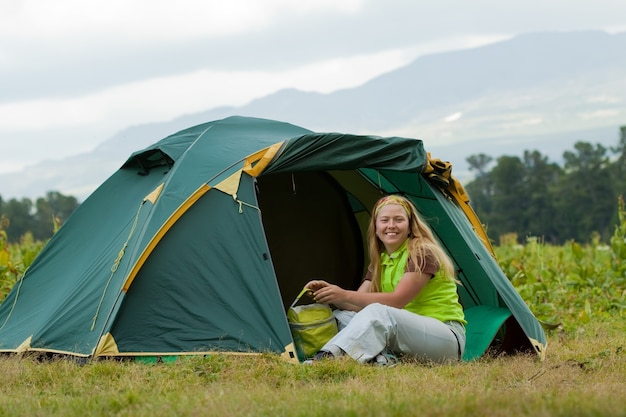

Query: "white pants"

xmin=325 ymin=303 xmax=465 ymax=364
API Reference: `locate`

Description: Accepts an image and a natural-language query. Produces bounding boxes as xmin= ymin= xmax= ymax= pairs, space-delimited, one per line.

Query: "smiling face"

xmin=375 ymin=203 xmax=410 ymax=253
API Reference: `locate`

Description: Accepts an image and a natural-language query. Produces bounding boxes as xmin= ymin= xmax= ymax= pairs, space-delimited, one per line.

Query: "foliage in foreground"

xmin=0 ymin=227 xmax=44 ymax=301
xmin=494 ymin=196 xmax=626 ymax=331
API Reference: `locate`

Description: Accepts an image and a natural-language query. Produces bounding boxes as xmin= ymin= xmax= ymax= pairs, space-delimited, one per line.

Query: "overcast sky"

xmin=2 ymin=0 xmax=626 ymax=174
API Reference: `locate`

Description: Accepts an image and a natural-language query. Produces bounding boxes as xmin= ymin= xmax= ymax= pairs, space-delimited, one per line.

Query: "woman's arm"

xmin=304 ymin=280 xmax=371 ymax=311
xmin=310 ymin=272 xmax=430 ymax=310
xmin=331 ymin=280 xmax=371 ymax=311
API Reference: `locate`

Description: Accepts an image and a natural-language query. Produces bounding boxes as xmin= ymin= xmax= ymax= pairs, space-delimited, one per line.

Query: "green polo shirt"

xmin=378 ymin=241 xmax=466 ymax=325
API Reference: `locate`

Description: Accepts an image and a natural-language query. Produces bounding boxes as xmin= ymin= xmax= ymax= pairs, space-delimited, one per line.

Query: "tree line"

xmin=1 ymin=126 xmax=624 ymax=245
xmin=0 ymin=191 xmax=79 ymax=243
xmin=464 ymin=126 xmax=626 ymax=244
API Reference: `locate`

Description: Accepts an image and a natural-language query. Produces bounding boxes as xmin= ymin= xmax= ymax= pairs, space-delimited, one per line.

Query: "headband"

xmin=374 ymin=195 xmax=411 ymax=218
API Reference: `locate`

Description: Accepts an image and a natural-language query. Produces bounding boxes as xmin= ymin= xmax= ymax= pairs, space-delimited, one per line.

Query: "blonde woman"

xmin=305 ymin=195 xmax=466 ymax=365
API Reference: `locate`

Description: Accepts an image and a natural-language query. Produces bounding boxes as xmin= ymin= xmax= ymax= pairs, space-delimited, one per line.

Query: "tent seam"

xmin=0 ymin=269 xmax=27 ymax=331
xmin=90 ymin=200 xmax=145 ymax=331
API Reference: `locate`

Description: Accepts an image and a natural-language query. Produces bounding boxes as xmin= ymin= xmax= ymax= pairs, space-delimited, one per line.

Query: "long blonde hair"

xmin=367 ymin=195 xmax=456 ymax=293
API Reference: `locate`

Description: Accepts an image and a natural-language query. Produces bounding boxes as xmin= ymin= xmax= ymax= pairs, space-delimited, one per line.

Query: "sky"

xmin=2 ymin=0 xmax=626 ymax=175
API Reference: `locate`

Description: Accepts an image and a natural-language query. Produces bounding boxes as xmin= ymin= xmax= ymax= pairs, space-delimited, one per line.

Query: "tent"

xmin=0 ymin=116 xmax=546 ymax=363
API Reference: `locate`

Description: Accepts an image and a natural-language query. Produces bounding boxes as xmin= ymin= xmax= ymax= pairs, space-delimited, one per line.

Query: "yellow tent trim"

xmin=95 ymin=332 xmax=120 ymax=356
xmin=99 ymin=351 xmax=262 ymax=357
xmin=214 ymin=169 xmax=243 ymax=196
xmin=281 ymin=342 xmax=300 ymax=364
xmin=243 ymin=142 xmax=284 ymax=177
xmin=122 ymin=143 xmax=284 ymax=293
xmin=144 ymin=183 xmax=165 ymax=204
xmin=122 ymin=183 xmax=212 ymax=292
xmin=2 ymin=346 xmax=90 ymax=357
xmin=92 ymin=350 xmax=296 ymax=360
xmin=424 ymin=153 xmax=495 ymax=256
xmin=16 ymin=336 xmax=32 ymax=353
xmin=529 ymin=337 xmax=547 ymax=361
xmin=447 ymin=183 xmax=495 ymax=255
xmin=94 ymin=344 xmax=300 ymax=364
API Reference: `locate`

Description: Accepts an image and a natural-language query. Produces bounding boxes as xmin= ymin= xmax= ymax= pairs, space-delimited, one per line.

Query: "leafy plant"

xmin=495 ymin=198 xmax=626 ymax=332
xmin=0 ymin=216 xmax=45 ymax=303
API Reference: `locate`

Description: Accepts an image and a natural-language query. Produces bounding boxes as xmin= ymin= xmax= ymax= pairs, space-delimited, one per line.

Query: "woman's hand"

xmin=304 ymin=280 xmax=367 ymax=311
xmin=304 ymin=280 xmax=330 ymax=292
xmin=304 ymin=280 xmax=347 ymax=304
xmin=310 ymin=283 xmax=347 ymax=305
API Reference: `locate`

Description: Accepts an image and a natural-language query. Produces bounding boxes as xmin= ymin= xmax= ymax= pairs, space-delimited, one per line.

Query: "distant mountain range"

xmin=2 ymin=30 xmax=625 ymax=202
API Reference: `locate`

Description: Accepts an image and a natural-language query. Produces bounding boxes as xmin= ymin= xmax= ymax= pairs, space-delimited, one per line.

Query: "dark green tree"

xmin=487 ymin=155 xmax=527 ymax=240
xmin=464 ymin=153 xmax=494 ymax=225
xmin=609 ymin=125 xmax=626 ymax=199
xmin=554 ymin=142 xmax=614 ymax=242
xmin=463 ymin=128 xmax=625 ymax=244
xmin=1 ymin=197 xmax=36 ymax=242
xmin=520 ymin=150 xmax=563 ymax=242
xmin=0 ymin=191 xmax=79 ymax=243
xmin=32 ymin=192 xmax=79 ymax=241
xmin=466 ymin=150 xmax=563 ymax=243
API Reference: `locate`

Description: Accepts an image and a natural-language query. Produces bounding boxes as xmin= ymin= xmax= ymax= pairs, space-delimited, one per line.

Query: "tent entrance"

xmin=257 ymin=171 xmax=369 ymax=309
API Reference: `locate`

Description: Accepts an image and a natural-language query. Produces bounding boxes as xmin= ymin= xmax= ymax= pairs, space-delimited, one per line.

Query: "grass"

xmin=1 ymin=317 xmax=625 ymax=417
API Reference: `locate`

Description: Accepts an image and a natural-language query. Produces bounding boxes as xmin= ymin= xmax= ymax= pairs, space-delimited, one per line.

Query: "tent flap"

xmin=95 ymin=333 xmax=120 ymax=357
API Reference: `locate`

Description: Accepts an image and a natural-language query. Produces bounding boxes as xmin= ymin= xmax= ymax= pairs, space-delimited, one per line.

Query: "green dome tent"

xmin=0 ymin=116 xmax=546 ymax=362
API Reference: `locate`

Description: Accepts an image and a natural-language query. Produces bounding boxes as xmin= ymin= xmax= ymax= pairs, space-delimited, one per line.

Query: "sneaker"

xmin=373 ymin=352 xmax=398 ymax=367
xmin=302 ymin=350 xmax=334 ymax=365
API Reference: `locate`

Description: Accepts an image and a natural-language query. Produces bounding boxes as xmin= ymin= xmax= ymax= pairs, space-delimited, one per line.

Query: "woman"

xmin=304 ymin=194 xmax=466 ymax=365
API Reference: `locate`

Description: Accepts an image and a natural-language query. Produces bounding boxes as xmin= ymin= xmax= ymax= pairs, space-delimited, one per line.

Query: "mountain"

xmin=2 ymin=30 xmax=625 ymax=202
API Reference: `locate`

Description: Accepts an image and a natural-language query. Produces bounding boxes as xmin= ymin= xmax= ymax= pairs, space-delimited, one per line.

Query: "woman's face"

xmin=375 ymin=203 xmax=410 ymax=253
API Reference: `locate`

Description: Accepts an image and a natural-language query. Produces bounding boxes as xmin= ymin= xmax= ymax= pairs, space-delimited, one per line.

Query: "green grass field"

xmin=0 ymin=316 xmax=624 ymax=417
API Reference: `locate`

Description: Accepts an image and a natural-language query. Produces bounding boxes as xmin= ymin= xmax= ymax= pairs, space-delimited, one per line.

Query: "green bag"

xmin=287 ymin=288 xmax=339 ymax=361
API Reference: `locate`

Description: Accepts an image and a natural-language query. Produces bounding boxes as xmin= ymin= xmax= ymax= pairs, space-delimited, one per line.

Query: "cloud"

xmin=0 ymin=45 xmax=420 ymax=173
xmin=578 ymin=109 xmax=622 ymax=120
xmin=443 ymin=112 xmax=463 ymax=123
xmin=0 ymin=0 xmax=368 ymax=102
xmin=0 ymin=0 xmax=363 ymax=39
xmin=0 ymin=47 xmax=415 ymax=131
xmin=3 ymin=0 xmax=626 ymax=104
xmin=2 ymin=0 xmax=626 ymax=176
